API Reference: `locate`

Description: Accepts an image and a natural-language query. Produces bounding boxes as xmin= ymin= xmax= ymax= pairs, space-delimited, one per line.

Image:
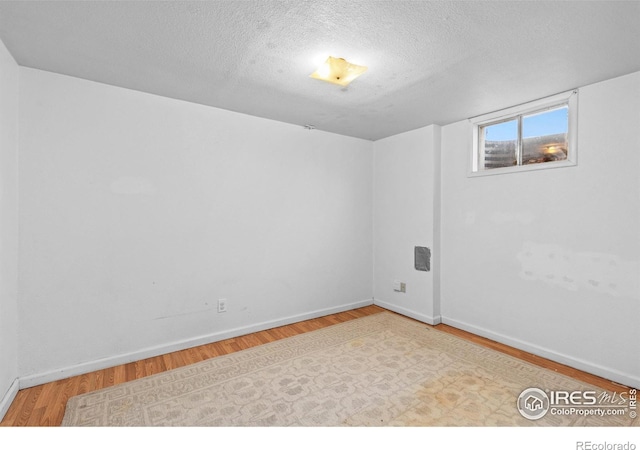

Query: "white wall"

xmin=17 ymin=68 xmax=374 ymax=385
xmin=0 ymin=38 xmax=20 ymax=417
xmin=7 ymin=59 xmax=639 ymax=405
xmin=373 ymin=125 xmax=441 ymax=324
xmin=440 ymin=72 xmax=640 ymax=388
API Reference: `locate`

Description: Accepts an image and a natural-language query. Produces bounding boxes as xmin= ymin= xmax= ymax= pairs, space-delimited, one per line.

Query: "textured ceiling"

xmin=0 ymin=1 xmax=639 ymax=140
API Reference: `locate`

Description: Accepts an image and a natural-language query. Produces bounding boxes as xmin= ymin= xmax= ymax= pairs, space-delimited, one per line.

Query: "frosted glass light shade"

xmin=310 ymin=56 xmax=367 ymax=87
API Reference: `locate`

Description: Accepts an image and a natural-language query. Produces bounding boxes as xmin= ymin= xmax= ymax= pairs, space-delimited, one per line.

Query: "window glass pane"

xmin=522 ymin=105 xmax=568 ymax=165
xmin=481 ymin=120 xmax=518 ymax=169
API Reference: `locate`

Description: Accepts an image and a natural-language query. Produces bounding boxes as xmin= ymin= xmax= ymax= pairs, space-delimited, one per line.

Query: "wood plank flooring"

xmin=0 ymin=305 xmax=628 ymax=426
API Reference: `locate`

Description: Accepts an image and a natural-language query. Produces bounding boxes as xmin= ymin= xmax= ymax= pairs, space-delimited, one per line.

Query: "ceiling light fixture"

xmin=310 ymin=56 xmax=367 ymax=87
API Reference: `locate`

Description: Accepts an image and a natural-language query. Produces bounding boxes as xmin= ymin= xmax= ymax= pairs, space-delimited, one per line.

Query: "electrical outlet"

xmin=393 ymin=280 xmax=406 ymax=293
xmin=218 ymin=299 xmax=227 ymax=313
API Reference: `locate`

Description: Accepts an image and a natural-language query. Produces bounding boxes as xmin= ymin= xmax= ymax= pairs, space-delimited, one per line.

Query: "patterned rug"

xmin=62 ymin=312 xmax=638 ymax=426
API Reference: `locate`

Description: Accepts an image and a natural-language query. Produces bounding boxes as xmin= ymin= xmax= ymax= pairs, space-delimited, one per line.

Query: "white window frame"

xmin=469 ymin=89 xmax=578 ymax=177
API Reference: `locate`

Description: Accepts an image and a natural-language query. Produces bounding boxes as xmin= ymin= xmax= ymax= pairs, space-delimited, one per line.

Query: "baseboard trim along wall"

xmin=373 ymin=299 xmax=441 ymax=326
xmin=18 ymin=299 xmax=375 ymax=389
xmin=0 ymin=378 xmax=19 ymax=421
xmin=442 ymin=316 xmax=640 ymax=390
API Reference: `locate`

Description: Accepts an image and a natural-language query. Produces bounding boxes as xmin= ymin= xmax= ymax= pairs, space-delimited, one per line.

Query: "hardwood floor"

xmin=0 ymin=305 xmax=628 ymax=426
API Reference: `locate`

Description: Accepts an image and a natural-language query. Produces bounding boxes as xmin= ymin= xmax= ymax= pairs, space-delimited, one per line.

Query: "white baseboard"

xmin=19 ymin=298 xmax=375 ymax=389
xmin=0 ymin=378 xmax=19 ymax=422
xmin=373 ymin=299 xmax=441 ymax=325
xmin=442 ymin=316 xmax=640 ymax=390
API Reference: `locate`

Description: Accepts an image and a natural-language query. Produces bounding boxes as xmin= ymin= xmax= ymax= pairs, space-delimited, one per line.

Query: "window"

xmin=470 ymin=90 xmax=578 ymax=176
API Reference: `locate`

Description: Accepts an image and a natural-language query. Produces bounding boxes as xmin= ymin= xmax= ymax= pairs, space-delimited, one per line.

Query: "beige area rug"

xmin=62 ymin=312 xmax=638 ymax=426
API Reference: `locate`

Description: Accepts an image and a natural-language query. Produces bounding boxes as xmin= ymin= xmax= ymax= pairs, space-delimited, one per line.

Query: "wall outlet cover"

xmin=393 ymin=280 xmax=406 ymax=293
